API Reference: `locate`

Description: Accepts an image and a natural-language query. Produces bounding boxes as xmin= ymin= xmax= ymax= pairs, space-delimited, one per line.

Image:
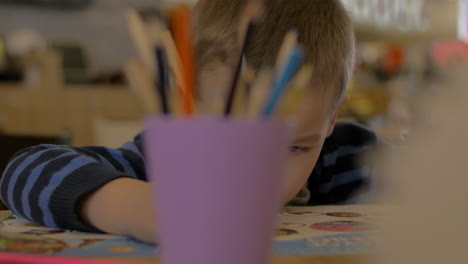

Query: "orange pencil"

xmin=170 ymin=5 xmax=196 ymax=116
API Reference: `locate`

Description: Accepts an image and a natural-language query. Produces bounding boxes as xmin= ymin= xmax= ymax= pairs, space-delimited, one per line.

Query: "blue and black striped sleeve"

xmin=0 ymin=134 xmax=146 ymax=233
xmin=306 ymin=122 xmax=385 ymax=205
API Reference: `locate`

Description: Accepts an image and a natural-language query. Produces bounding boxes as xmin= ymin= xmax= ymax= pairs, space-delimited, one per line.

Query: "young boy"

xmin=0 ymin=0 xmax=381 ymax=243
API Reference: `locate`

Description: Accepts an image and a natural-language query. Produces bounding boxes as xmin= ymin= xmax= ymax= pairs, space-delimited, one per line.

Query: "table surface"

xmin=0 ymin=210 xmax=367 ymax=264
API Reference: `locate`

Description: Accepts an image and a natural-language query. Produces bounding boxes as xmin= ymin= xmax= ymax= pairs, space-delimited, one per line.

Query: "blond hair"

xmin=194 ymin=0 xmax=355 ymax=110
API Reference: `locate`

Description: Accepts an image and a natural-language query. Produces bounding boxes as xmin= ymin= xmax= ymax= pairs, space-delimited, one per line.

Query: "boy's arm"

xmin=0 ymin=137 xmax=149 ymax=237
xmin=80 ymin=178 xmax=158 ymax=243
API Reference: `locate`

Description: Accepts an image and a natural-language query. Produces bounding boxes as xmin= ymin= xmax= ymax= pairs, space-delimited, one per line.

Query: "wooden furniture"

xmin=0 ymin=51 xmax=145 ymax=147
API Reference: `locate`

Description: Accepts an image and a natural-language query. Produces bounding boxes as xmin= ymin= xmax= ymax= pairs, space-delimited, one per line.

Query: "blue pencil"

xmin=262 ymin=46 xmax=304 ymax=118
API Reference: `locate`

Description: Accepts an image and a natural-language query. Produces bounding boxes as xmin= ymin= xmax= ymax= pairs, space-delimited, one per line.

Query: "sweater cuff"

xmin=48 ymin=164 xmax=132 ymax=233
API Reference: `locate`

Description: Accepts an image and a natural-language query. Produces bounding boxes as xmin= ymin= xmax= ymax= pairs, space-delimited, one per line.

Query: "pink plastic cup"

xmin=144 ymin=118 xmax=290 ymax=264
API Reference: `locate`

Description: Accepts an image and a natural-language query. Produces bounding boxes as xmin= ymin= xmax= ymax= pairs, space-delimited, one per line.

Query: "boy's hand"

xmin=80 ymin=178 xmax=158 ymax=243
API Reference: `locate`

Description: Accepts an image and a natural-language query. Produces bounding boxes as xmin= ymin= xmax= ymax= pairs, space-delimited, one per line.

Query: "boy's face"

xmin=284 ymin=88 xmax=336 ymax=203
xmin=200 ymin=64 xmax=338 ymax=203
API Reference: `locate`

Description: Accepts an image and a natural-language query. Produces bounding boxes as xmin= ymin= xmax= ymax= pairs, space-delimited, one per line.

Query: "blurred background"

xmin=0 ymin=0 xmax=466 ymax=149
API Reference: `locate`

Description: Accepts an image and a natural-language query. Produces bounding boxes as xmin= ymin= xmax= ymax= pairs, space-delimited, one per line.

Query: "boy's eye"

xmin=289 ymin=146 xmax=311 ymax=153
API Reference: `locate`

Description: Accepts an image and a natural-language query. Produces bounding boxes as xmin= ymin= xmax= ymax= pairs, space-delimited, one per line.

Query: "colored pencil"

xmin=124 ymin=58 xmax=159 ymax=114
xmin=146 ymin=17 xmax=184 ymax=116
xmin=224 ymin=0 xmax=263 ymax=117
xmin=155 ymin=47 xmax=170 ymax=115
xmin=246 ymin=67 xmax=274 ymax=119
xmin=125 ymin=9 xmax=156 ymax=72
xmin=276 ymin=29 xmax=298 ymax=76
xmin=224 ymin=22 xmax=255 ymax=116
xmin=170 ymin=5 xmax=196 ymax=116
xmin=161 ymin=30 xmax=184 ymax=92
xmin=145 ymin=16 xmax=171 ymax=115
xmin=125 ymin=4 xmax=310 ymax=121
xmin=161 ymin=31 xmax=185 ymax=116
xmin=263 ymin=46 xmax=304 ymax=118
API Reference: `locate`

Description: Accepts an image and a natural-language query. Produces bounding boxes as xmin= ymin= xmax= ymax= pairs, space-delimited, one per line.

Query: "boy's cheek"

xmin=289 ymin=152 xmax=319 ymax=173
xmin=285 ymin=151 xmax=321 ymax=185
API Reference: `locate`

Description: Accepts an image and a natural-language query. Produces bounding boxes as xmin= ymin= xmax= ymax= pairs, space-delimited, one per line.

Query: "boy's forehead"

xmin=301 ymin=84 xmax=335 ymax=116
xmin=294 ymin=89 xmax=333 ymax=134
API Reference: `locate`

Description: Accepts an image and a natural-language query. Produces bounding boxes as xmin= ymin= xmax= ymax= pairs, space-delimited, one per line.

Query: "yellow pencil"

xmin=246 ymin=68 xmax=274 ymax=119
xmin=124 ymin=59 xmax=159 ymax=114
xmin=125 ymin=9 xmax=156 ymax=72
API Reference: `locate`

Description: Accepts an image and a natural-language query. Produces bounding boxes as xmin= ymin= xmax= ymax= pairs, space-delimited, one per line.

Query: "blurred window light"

xmin=341 ymin=0 xmax=428 ymax=32
xmin=0 ymin=0 xmax=92 ymax=8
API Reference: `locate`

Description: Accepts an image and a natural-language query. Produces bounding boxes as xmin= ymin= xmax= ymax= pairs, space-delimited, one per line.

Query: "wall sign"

xmin=341 ymin=0 xmax=428 ymax=32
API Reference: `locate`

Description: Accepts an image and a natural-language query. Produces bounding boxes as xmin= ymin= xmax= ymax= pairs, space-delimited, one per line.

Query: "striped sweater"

xmin=0 ymin=122 xmax=381 ymax=233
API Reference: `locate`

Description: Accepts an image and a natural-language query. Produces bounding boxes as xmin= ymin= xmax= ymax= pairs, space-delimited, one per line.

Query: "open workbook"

xmin=0 ymin=205 xmax=383 ymax=257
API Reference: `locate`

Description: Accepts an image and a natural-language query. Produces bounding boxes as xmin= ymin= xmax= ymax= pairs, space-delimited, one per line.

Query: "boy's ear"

xmin=326 ymin=95 xmax=349 ymax=137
